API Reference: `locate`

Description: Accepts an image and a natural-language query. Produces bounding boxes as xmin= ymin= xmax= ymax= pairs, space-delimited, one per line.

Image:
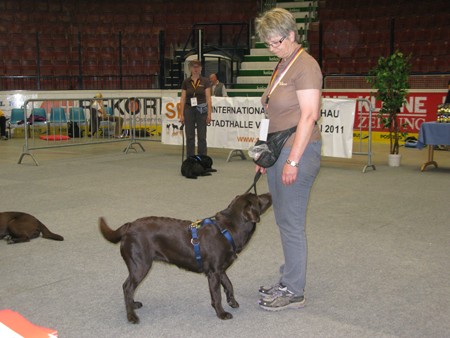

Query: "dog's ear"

xmin=242 ymin=193 xmax=271 ymax=223
xmin=258 ymin=193 xmax=272 ymax=215
xmin=243 ymin=201 xmax=260 ymax=223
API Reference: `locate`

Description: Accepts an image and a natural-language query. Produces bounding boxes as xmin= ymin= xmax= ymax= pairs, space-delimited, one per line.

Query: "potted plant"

xmin=367 ymin=51 xmax=411 ymax=166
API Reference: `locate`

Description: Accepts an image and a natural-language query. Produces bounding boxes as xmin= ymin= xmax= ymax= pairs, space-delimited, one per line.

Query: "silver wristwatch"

xmin=286 ymin=159 xmax=299 ymax=167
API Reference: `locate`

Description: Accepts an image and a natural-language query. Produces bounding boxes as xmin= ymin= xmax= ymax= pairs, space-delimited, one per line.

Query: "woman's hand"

xmin=282 ymin=164 xmax=298 ymax=185
xmin=255 ymin=165 xmax=266 ymax=175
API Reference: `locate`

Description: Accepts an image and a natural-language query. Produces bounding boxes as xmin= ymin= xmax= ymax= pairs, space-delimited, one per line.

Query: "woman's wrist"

xmin=286 ymin=159 xmax=299 ymax=167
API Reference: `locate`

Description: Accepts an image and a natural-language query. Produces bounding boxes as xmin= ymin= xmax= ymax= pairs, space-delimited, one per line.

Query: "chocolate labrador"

xmin=0 ymin=212 xmax=64 ymax=244
xmin=99 ymin=192 xmax=272 ymax=323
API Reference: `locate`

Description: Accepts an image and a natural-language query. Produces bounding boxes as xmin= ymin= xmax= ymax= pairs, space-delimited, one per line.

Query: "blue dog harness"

xmin=189 ymin=217 xmax=236 ymax=271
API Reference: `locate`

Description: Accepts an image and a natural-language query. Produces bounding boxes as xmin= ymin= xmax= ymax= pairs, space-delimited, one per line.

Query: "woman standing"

xmin=180 ymin=60 xmax=212 ymax=157
xmin=255 ymin=8 xmax=323 ymax=311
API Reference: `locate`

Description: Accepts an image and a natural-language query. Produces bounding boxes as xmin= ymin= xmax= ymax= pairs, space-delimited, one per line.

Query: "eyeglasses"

xmin=264 ymin=36 xmax=286 ymax=48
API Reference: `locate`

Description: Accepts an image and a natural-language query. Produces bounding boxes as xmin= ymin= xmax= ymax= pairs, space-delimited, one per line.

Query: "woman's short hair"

xmin=189 ymin=60 xmax=202 ymax=68
xmin=255 ymin=8 xmax=299 ymax=43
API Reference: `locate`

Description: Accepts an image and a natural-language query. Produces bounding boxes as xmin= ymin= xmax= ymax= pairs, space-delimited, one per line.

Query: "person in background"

xmin=90 ymin=93 xmax=124 ymax=138
xmin=180 ymin=60 xmax=212 ymax=157
xmin=209 ymin=73 xmax=228 ymax=97
xmin=254 ymin=8 xmax=323 ymax=311
xmin=0 ymin=109 xmax=8 ymax=140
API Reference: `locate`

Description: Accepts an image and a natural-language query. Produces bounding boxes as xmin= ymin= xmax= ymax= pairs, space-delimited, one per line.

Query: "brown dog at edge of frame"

xmin=0 ymin=212 xmax=64 ymax=244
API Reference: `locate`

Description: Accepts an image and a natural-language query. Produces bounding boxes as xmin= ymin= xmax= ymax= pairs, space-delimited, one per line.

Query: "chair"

xmin=21 ymin=59 xmax=37 ymax=76
xmin=28 ymin=108 xmax=48 ymax=138
xmin=105 ymin=107 xmax=114 ymax=116
xmin=49 ymin=107 xmax=68 ymax=135
xmin=7 ymin=108 xmax=27 ymax=138
xmin=49 ymin=107 xmax=67 ymax=124
xmin=69 ymin=107 xmax=86 ymax=123
xmin=30 ymin=108 xmax=47 ymax=121
xmin=69 ymin=107 xmax=88 ymax=137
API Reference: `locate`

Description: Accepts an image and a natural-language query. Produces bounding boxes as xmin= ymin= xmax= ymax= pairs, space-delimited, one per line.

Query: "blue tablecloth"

xmin=417 ymin=122 xmax=450 ymax=149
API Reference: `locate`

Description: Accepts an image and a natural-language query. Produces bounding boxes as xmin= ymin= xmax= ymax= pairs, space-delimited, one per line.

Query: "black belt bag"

xmin=249 ymin=125 xmax=297 ymax=168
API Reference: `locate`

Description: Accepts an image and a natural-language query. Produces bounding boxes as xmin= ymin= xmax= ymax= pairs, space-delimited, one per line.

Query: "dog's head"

xmin=198 ymin=155 xmax=213 ymax=169
xmin=226 ymin=192 xmax=272 ymax=223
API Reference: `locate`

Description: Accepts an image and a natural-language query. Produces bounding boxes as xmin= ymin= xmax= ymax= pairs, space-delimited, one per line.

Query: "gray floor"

xmin=1 ymin=138 xmax=449 ymax=338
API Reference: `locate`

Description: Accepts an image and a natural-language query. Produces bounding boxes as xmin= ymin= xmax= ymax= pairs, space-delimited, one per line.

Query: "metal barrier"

xmin=17 ymin=96 xmax=163 ymax=165
xmin=353 ymin=98 xmax=376 ymax=173
xmin=15 ymin=96 xmax=375 ymax=171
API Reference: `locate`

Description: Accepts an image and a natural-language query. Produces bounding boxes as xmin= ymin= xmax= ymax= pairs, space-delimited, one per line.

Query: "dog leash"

xmin=180 ymin=123 xmax=185 ymax=162
xmin=244 ymin=171 xmax=262 ymax=195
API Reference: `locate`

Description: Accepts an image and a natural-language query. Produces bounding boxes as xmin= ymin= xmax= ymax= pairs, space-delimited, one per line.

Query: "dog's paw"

xmin=133 ymin=301 xmax=142 ymax=309
xmin=127 ymin=312 xmax=140 ymax=324
xmin=228 ymin=299 xmax=239 ymax=308
xmin=218 ymin=312 xmax=233 ymax=320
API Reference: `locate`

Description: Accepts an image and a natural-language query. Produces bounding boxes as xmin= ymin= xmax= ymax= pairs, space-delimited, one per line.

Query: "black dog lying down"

xmin=99 ymin=192 xmax=272 ymax=323
xmin=181 ymin=155 xmax=217 ymax=179
xmin=0 ymin=212 xmax=64 ymax=244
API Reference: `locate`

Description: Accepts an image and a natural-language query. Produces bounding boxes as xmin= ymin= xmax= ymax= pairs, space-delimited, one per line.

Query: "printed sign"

xmin=323 ymin=90 xmax=447 ymax=142
xmin=162 ymin=96 xmax=264 ymax=150
xmin=162 ymin=96 xmax=356 ymax=158
xmin=318 ymin=99 xmax=356 ymax=158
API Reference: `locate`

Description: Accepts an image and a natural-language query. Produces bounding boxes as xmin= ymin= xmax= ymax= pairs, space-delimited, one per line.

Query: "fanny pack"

xmin=248 ymin=126 xmax=297 ymax=168
xmin=195 ymin=103 xmax=208 ymax=114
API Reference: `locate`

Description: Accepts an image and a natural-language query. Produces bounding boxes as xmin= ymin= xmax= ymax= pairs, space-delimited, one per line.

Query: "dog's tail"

xmin=99 ymin=217 xmax=128 ymax=244
xmin=38 ymin=222 xmax=64 ymax=241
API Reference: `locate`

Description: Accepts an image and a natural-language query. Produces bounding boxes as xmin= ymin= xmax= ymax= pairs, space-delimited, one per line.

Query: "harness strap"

xmin=189 ymin=218 xmax=237 ymax=272
xmin=220 ymin=228 xmax=236 ymax=252
xmin=190 ymin=225 xmax=203 ymax=271
xmin=205 ymin=218 xmax=236 ymax=252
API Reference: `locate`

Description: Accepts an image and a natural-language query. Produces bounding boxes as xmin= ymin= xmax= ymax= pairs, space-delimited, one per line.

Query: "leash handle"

xmin=245 ymin=171 xmax=262 ymax=195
